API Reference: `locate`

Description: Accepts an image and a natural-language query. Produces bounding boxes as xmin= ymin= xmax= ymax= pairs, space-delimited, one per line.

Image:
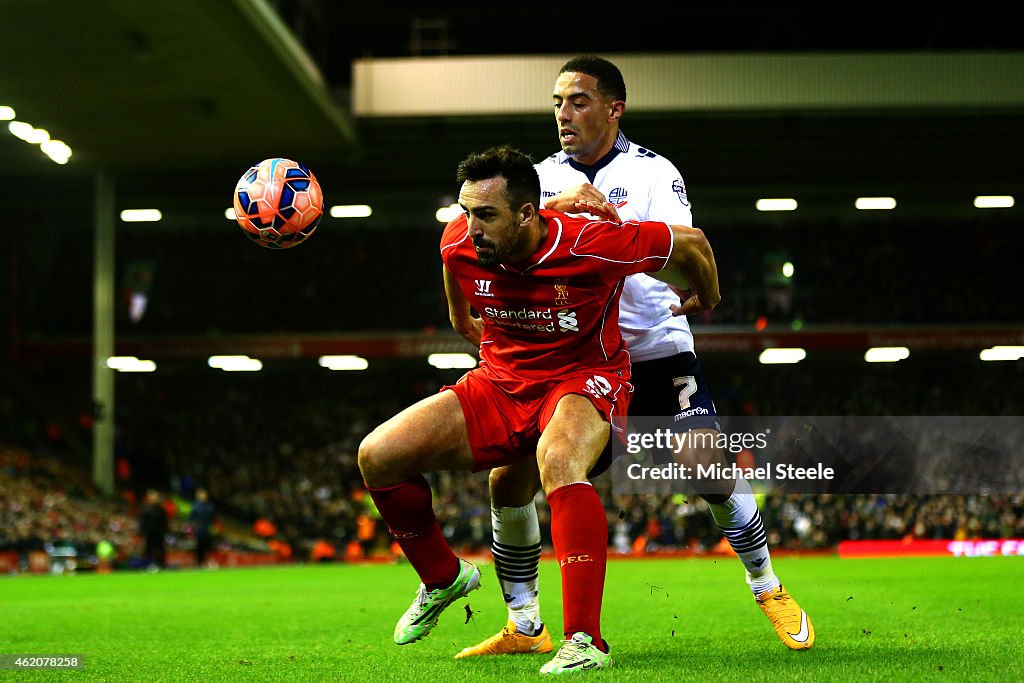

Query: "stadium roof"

xmin=0 ymin=1 xmax=356 ymax=178
xmin=1 ymin=2 xmax=1022 ymax=224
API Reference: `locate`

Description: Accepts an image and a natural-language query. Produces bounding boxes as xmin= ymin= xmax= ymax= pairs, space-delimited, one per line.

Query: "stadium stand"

xmin=3 ymin=344 xmax=1022 ymax=570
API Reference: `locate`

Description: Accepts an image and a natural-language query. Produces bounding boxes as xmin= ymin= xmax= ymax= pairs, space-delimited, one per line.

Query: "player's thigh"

xmin=536 ymin=393 xmax=611 ymax=493
xmin=358 ymin=389 xmax=473 ymax=486
xmin=489 ymin=458 xmax=541 ymax=508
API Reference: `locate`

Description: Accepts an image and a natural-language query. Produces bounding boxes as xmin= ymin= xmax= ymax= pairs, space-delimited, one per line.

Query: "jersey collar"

xmin=566 ymin=131 xmax=631 ymax=182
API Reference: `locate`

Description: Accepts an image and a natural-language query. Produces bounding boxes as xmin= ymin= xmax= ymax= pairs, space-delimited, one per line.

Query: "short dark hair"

xmin=559 ymin=54 xmax=626 ymax=102
xmin=456 ymin=145 xmax=540 ymax=210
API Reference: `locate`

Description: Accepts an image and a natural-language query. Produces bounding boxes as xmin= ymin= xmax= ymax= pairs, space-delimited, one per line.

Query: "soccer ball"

xmin=233 ymin=158 xmax=323 ymax=249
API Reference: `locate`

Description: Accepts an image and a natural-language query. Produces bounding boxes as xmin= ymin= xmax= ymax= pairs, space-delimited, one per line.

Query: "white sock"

xmin=491 ymin=503 xmax=542 ymax=634
xmin=707 ymin=478 xmax=780 ymax=595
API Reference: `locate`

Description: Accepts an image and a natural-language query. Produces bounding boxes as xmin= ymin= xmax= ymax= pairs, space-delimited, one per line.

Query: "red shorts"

xmin=442 ymin=367 xmax=633 ymax=472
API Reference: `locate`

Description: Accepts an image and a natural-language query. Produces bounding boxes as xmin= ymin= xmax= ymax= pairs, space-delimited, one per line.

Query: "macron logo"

xmin=474 ymin=279 xmax=495 ymax=297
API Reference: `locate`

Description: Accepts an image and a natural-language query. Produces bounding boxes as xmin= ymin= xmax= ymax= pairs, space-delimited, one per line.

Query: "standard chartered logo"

xmin=482 ymin=306 xmax=580 ymax=333
xmin=557 ymin=310 xmax=578 ymax=332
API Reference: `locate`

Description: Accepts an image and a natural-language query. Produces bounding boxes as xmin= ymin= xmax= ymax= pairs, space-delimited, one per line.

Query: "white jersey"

xmin=536 ymin=131 xmax=695 ymax=362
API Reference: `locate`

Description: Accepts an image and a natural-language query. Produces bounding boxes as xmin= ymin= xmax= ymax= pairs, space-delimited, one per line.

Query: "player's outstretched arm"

xmin=543 ymin=183 xmax=622 ymax=222
xmin=443 ymin=264 xmax=483 ymax=345
xmin=543 ymin=182 xmax=606 ymax=212
xmin=650 ymin=225 xmax=721 ymax=316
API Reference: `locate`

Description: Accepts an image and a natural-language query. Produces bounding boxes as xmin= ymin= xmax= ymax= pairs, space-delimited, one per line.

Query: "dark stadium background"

xmin=1 ymin=2 xmax=1022 ymax=571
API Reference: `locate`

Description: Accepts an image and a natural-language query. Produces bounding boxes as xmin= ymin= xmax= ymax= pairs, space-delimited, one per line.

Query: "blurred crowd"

xmin=0 ymin=443 xmax=138 ymax=569
xmin=2 ymin=352 xmax=1022 ymax=569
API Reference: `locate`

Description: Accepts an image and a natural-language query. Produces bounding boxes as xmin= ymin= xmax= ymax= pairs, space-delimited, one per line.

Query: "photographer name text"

xmin=626 ymin=462 xmax=835 ymax=481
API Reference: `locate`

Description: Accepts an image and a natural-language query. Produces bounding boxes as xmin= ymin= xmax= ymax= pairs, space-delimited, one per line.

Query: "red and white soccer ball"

xmin=232 ymin=158 xmax=324 ymax=249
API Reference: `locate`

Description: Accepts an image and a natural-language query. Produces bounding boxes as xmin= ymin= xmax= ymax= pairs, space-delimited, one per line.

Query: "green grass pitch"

xmin=2 ymin=556 xmax=1022 ymax=681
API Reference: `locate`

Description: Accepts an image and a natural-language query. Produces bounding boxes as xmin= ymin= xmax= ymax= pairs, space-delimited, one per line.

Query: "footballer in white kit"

xmin=536 ymin=131 xmax=720 ymax=432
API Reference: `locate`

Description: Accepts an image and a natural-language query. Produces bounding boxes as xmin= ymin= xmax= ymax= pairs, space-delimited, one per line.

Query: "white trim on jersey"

xmin=661 ymin=222 xmax=674 ymax=270
xmin=607 ymin=379 xmax=627 ymax=433
xmin=516 ymin=215 xmax=563 ymax=274
xmin=569 ymin=220 xmax=671 ymax=267
xmin=598 ymin=278 xmax=624 ymax=362
xmin=440 ymin=226 xmax=470 ymax=254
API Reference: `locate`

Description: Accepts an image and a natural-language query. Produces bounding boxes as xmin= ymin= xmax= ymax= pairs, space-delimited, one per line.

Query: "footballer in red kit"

xmin=440 ymin=209 xmax=672 ymax=472
xmin=358 ymin=145 xmax=719 ymax=675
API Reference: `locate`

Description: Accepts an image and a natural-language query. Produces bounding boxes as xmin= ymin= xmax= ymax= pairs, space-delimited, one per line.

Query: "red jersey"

xmin=440 ymin=209 xmax=673 ymax=398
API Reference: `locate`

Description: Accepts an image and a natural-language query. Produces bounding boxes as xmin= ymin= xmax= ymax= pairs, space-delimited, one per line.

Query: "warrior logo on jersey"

xmin=474 ymin=279 xmax=495 ymax=297
xmin=607 ymin=187 xmax=629 ymax=209
xmin=672 ymin=178 xmax=689 ymax=206
xmin=554 ymin=278 xmax=571 ymax=306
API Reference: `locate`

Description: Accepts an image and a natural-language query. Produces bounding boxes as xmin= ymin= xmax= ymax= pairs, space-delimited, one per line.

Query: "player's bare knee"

xmin=356 ymin=433 xmax=377 ymax=480
xmin=488 ymin=466 xmax=508 ymax=490
xmin=357 ymin=430 xmax=395 ymax=487
xmin=537 ymin=443 xmax=592 ymax=495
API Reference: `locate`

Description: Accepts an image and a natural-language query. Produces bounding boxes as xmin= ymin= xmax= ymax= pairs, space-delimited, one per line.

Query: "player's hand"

xmin=574 ymin=199 xmax=621 ymax=223
xmin=546 ymin=183 xmax=607 ymax=213
xmin=669 ymin=287 xmax=715 ymax=316
xmin=456 ymin=316 xmax=484 ymax=346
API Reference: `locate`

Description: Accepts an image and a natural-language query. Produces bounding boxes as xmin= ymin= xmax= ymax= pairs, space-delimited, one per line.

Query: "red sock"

xmin=548 ymin=482 xmax=607 ymax=648
xmin=366 ymin=476 xmax=459 ymax=588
